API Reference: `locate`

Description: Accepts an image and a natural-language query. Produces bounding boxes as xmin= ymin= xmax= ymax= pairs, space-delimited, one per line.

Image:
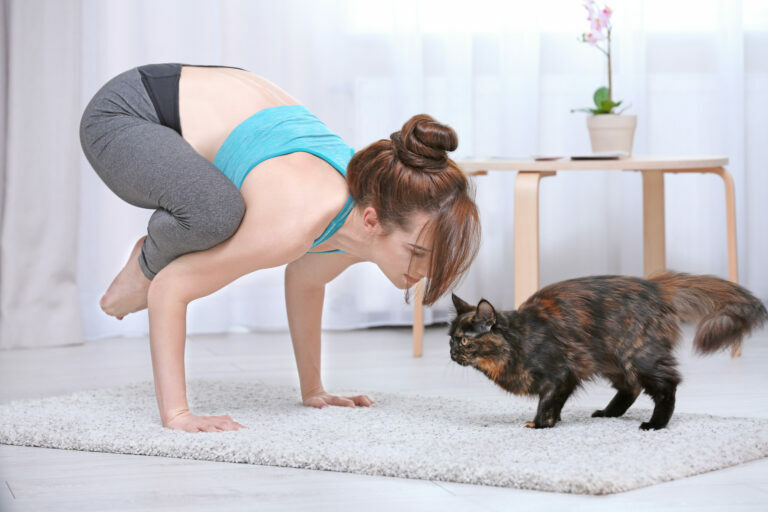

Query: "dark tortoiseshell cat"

xmin=449 ymin=272 xmax=767 ymax=430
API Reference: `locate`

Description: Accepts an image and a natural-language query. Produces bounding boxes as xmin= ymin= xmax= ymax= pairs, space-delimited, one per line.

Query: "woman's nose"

xmin=414 ymin=257 xmax=430 ymax=279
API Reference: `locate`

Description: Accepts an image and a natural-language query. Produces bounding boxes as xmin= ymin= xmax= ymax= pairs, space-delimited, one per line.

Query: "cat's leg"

xmin=639 ymin=382 xmax=677 ymax=430
xmin=592 ymin=387 xmax=640 ymax=418
xmin=550 ymin=378 xmax=578 ymax=424
xmin=637 ymin=360 xmax=681 ymax=430
xmin=524 ymin=391 xmax=556 ymax=428
xmin=526 ymin=379 xmax=576 ymax=428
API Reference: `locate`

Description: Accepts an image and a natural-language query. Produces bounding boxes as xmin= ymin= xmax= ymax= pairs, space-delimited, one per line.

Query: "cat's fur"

xmin=449 ymin=272 xmax=767 ymax=430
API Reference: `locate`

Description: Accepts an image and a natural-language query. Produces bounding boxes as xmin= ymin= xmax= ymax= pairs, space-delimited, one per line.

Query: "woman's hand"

xmin=164 ymin=410 xmax=247 ymax=433
xmin=302 ymin=390 xmax=374 ymax=409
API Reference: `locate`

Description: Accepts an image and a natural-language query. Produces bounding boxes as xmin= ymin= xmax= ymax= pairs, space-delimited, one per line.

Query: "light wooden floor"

xmin=1 ymin=322 xmax=767 ymax=511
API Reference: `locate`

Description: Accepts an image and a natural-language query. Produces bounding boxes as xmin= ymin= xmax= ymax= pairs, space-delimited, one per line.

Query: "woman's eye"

xmin=412 ymin=251 xmax=426 ymax=258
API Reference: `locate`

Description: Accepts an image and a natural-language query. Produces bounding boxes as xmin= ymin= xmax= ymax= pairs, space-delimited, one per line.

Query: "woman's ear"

xmin=361 ymin=206 xmax=380 ymax=233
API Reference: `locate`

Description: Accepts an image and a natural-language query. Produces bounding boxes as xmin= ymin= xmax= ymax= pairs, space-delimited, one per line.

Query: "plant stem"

xmin=607 ymin=27 xmax=612 ymax=102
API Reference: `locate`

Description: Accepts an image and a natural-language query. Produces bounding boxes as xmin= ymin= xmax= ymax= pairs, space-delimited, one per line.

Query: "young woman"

xmin=80 ymin=63 xmax=481 ymax=433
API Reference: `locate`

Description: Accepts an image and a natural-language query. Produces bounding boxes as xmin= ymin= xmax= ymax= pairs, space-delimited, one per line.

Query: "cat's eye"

xmin=460 ymin=337 xmax=470 ymax=346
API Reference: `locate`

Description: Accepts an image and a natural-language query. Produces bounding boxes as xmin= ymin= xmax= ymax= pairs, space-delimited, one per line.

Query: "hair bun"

xmin=390 ymin=114 xmax=458 ymax=171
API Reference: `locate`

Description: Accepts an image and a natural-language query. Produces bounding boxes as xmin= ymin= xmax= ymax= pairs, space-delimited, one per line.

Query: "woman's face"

xmin=365 ymin=208 xmax=434 ymax=289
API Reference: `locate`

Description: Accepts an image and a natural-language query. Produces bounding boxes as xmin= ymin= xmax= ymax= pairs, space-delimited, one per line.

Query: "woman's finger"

xmin=329 ymin=396 xmax=355 ymax=407
xmin=350 ymin=395 xmax=374 ymax=406
xmin=304 ymin=396 xmax=328 ymax=408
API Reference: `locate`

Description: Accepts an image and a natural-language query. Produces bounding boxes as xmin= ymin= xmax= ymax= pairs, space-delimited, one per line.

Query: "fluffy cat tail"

xmin=649 ymin=271 xmax=768 ymax=354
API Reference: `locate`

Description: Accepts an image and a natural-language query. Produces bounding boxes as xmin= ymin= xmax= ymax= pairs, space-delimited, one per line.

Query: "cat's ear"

xmin=476 ymin=299 xmax=497 ymax=330
xmin=451 ymin=293 xmax=474 ymax=315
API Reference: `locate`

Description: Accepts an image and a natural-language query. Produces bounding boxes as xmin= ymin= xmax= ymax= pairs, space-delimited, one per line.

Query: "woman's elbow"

xmin=147 ymin=271 xmax=190 ymax=307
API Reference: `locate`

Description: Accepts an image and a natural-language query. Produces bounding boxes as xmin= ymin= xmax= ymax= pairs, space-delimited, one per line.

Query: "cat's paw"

xmin=524 ymin=419 xmax=556 ymax=429
xmin=639 ymin=421 xmax=664 ymax=431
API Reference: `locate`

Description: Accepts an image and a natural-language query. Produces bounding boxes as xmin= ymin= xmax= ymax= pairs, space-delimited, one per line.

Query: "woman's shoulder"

xmin=239 ymin=152 xmax=350 ymax=247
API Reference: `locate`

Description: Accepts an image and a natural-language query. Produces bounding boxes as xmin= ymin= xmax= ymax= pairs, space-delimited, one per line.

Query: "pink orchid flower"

xmin=583 ymin=0 xmax=596 ymax=19
xmin=575 ymin=0 xmax=623 ymax=114
xmin=585 ymin=31 xmax=606 ymax=45
xmin=598 ymin=6 xmax=613 ymax=26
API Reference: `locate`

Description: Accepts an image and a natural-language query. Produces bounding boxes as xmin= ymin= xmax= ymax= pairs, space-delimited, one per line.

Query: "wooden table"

xmin=411 ymin=155 xmax=739 ymax=356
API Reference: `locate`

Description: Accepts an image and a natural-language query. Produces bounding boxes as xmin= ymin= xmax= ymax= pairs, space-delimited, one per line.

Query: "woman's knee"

xmin=187 ymin=188 xmax=245 ymax=242
xmin=210 ymin=187 xmax=245 ymax=239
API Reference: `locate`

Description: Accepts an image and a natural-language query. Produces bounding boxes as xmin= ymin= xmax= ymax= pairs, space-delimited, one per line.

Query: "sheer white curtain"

xmin=0 ymin=0 xmax=83 ymax=349
xmin=2 ymin=0 xmax=766 ymax=346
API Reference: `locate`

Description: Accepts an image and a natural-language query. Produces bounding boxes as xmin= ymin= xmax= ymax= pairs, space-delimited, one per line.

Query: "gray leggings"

xmin=79 ymin=67 xmax=245 ymax=280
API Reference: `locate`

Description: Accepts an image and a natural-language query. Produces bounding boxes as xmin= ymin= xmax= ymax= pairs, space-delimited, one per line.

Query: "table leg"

xmin=642 ymin=170 xmax=666 ymax=277
xmin=710 ymin=167 xmax=739 ymax=284
xmin=514 ymin=171 xmax=555 ymax=309
xmin=661 ymin=167 xmax=741 ymax=357
xmin=412 ymin=279 xmax=424 ymax=357
xmin=712 ymin=167 xmax=741 ymax=357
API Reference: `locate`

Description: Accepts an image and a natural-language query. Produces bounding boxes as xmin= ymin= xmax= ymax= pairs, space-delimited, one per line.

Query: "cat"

xmin=448 ymin=272 xmax=767 ymax=430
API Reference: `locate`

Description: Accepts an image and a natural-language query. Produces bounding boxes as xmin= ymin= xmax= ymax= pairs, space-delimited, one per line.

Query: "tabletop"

xmin=455 ymin=155 xmax=729 ymax=172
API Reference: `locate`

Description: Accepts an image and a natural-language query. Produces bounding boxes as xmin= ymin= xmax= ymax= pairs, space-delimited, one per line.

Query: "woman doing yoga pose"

xmin=80 ymin=63 xmax=480 ymax=433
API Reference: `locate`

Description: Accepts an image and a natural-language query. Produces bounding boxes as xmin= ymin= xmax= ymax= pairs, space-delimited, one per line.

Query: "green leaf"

xmin=593 ymin=87 xmax=610 ymax=108
xmin=597 ymin=99 xmax=625 ymax=114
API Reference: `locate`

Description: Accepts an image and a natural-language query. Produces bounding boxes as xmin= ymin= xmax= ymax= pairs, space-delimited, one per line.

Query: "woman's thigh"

xmin=79 ymin=67 xmax=245 ymax=236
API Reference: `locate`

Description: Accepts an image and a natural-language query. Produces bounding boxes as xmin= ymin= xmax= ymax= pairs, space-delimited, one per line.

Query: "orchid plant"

xmin=571 ymin=0 xmax=630 ymax=115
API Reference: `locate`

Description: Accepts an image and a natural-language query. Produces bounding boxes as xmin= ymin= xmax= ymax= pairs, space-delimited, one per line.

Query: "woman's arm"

xmin=284 ymin=270 xmax=325 ymax=400
xmin=147 ymin=215 xmax=309 ymax=431
xmin=284 ymin=252 xmax=373 ymax=408
xmin=146 ymin=284 xmax=189 ymax=425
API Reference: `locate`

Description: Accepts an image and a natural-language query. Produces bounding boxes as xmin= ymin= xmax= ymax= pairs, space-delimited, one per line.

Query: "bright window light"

xmin=347 ymin=0 xmax=581 ymax=34
xmin=348 ymin=0 xmax=768 ymax=34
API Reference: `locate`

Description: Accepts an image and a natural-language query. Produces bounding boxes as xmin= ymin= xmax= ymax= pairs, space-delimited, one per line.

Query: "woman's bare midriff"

xmin=178 ymin=66 xmax=301 ymax=163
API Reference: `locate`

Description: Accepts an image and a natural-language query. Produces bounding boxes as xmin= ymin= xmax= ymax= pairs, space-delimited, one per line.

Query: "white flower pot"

xmin=586 ymin=114 xmax=637 ymax=155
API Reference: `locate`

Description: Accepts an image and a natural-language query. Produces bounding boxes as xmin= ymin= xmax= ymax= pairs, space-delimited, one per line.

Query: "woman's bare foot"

xmin=100 ymin=236 xmax=152 ymax=320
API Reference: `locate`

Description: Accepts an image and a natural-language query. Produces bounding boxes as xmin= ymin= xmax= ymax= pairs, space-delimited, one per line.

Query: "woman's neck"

xmin=325 ymin=206 xmax=374 ymax=261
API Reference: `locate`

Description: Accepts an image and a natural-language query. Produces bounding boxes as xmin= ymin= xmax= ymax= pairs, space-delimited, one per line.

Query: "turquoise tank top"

xmin=213 ymin=105 xmax=355 ymax=254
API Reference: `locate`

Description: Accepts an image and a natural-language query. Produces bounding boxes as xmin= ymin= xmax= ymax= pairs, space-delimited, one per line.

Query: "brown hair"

xmin=346 ymin=114 xmax=481 ymax=305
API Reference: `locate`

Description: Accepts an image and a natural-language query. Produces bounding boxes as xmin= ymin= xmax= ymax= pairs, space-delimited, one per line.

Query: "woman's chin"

xmin=392 ymin=278 xmax=409 ymax=290
xmin=388 ymin=273 xmax=415 ymax=290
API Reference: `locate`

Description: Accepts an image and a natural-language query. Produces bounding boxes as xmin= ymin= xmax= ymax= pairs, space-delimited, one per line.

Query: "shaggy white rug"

xmin=1 ymin=379 xmax=766 ymax=495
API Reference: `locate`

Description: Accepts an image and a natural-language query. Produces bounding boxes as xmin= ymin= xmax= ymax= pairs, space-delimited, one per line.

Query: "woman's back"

xmin=179 ymin=66 xmax=301 ymax=163
xmin=177 ymin=65 xmax=350 ymax=247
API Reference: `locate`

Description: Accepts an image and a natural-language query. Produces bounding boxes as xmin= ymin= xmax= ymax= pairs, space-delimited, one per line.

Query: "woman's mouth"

xmin=404 ymin=274 xmax=420 ymax=286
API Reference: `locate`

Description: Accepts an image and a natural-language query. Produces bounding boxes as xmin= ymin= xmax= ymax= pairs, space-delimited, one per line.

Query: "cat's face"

xmin=449 ymin=294 xmax=505 ymax=367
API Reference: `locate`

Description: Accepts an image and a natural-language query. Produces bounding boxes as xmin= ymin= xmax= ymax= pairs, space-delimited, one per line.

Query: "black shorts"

xmin=137 ymin=63 xmax=247 ymax=135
